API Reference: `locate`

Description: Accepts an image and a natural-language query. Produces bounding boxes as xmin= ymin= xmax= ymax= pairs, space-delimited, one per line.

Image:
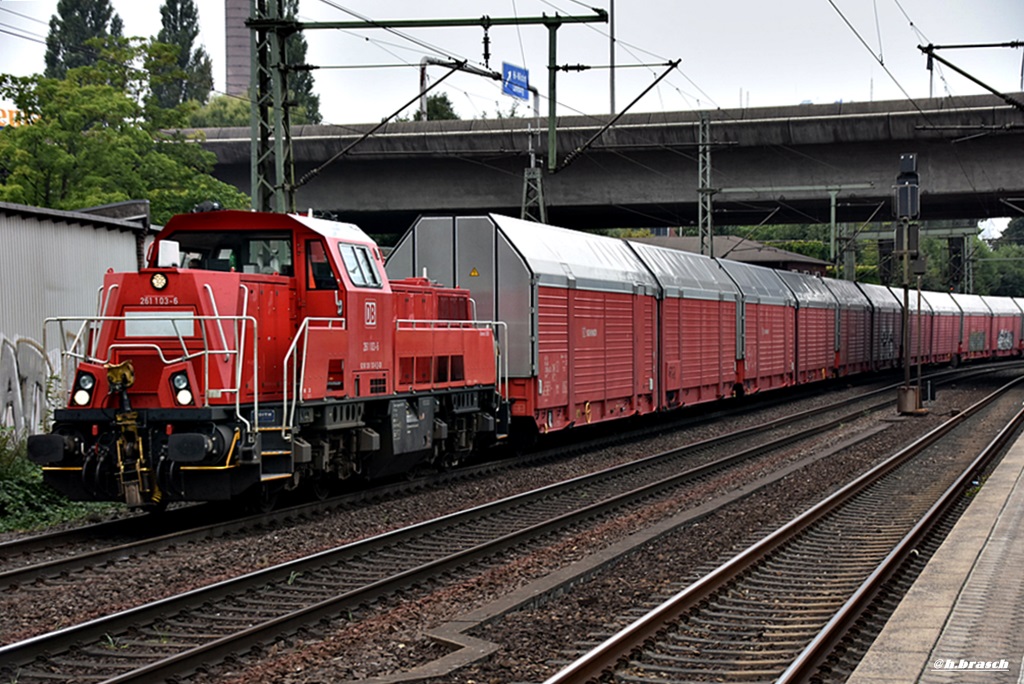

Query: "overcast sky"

xmin=1 ymin=0 xmax=1022 ymax=123
xmin=0 ymin=0 xmax=1019 ymax=233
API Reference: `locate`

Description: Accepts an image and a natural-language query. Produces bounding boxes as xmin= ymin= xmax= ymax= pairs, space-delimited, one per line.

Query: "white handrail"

xmin=203 ymin=284 xmax=232 ymax=363
xmin=281 ymin=316 xmax=347 ymax=438
xmin=42 ymin=313 xmax=258 ymax=432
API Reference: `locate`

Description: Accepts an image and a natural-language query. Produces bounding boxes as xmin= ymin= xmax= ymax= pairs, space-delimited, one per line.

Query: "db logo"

xmin=364 ymin=300 xmax=378 ymax=327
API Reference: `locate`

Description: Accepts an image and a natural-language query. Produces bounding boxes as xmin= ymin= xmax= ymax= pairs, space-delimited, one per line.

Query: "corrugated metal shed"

xmin=0 ymin=201 xmax=147 ymax=343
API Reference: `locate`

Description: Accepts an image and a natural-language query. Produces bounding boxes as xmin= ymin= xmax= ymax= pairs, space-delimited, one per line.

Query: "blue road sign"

xmin=502 ymin=62 xmax=530 ymax=101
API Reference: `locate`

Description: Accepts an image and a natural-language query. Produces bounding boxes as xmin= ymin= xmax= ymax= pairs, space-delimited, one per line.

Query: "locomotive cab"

xmin=29 ymin=210 xmax=504 ymax=510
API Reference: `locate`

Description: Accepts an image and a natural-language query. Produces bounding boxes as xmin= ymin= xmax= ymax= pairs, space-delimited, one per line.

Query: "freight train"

xmin=27 ymin=211 xmax=1024 ymax=510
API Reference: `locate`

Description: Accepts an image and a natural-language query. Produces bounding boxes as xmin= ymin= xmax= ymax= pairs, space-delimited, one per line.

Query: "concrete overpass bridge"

xmin=201 ymin=93 xmax=1024 ymax=234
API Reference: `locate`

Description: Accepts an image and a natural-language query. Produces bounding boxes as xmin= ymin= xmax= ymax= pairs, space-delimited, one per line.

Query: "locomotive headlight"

xmin=151 ymin=273 xmax=168 ymax=290
xmin=72 ymin=372 xmax=95 ymax=406
xmin=170 ymin=372 xmax=193 ymax=405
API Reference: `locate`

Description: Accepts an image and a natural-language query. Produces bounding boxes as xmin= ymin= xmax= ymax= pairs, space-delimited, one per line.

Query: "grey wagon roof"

xmin=628 ymin=241 xmax=738 ymax=301
xmin=491 ymin=214 xmax=659 ymax=294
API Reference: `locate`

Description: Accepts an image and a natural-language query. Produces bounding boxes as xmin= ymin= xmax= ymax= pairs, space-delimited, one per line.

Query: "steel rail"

xmin=0 ymin=367 xmax=906 ymax=586
xmin=543 ymin=374 xmax=1024 ymax=684
xmin=2 ymin=363 xmax=1010 ymax=592
xmin=778 ymin=400 xmax=1024 ymax=682
xmin=0 ymin=387 xmax=899 ymax=680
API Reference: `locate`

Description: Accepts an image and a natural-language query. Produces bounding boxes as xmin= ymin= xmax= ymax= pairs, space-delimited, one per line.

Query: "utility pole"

xmin=247 ymin=7 xmax=607 ymax=212
xmin=250 ymin=0 xmax=294 ymax=214
xmin=609 ymin=0 xmax=615 ymax=114
xmin=894 ymin=153 xmax=924 ymax=415
xmin=698 ymin=112 xmax=714 ymax=257
xmin=522 ymin=125 xmax=546 ymax=223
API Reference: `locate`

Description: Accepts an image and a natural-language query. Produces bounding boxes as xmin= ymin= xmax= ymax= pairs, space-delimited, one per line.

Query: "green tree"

xmin=151 ymin=0 xmax=214 ymax=108
xmin=190 ymin=95 xmax=251 ymax=128
xmin=995 ymin=216 xmax=1024 ymax=249
xmin=283 ymin=0 xmax=321 ymax=124
xmin=0 ymin=42 xmax=248 ymax=224
xmin=414 ymin=93 xmax=460 ymax=121
xmin=44 ymin=0 xmax=123 ymax=80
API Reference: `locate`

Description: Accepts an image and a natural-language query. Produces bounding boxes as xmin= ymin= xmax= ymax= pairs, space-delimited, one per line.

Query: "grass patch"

xmin=0 ymin=428 xmax=120 ymax=533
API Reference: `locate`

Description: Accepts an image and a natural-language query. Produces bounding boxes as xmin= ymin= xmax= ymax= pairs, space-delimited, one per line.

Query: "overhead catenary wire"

xmin=294 ymin=61 xmax=466 ymax=190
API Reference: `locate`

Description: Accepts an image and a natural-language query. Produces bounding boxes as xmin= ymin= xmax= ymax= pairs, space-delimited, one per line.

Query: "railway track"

xmin=0 ymin=372 xmax=918 ymax=682
xmin=7 ymin=360 xmax=1006 ymax=593
xmin=544 ymin=374 xmax=1024 ymax=684
xmin=0 ymin=369 xmax=915 ymax=589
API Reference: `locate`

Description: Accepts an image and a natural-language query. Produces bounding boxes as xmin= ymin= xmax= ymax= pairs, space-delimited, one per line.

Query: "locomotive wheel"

xmin=309 ymin=475 xmax=332 ymax=501
xmin=246 ymin=482 xmax=282 ymax=514
xmin=142 ymin=498 xmax=169 ymax=515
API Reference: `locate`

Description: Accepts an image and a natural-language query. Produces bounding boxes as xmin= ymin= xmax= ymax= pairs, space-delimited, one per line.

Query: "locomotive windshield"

xmin=161 ymin=230 xmax=294 ymax=276
xmin=339 ymin=242 xmax=381 ymax=288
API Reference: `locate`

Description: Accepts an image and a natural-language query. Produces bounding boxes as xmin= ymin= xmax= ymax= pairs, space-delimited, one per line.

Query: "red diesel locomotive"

xmin=28 ymin=210 xmax=506 ymax=509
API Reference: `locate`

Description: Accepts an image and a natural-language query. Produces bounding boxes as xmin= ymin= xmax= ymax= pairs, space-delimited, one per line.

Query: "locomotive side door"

xmin=299 ymin=238 xmax=348 ymax=398
xmin=336 ymin=241 xmax=391 ymax=397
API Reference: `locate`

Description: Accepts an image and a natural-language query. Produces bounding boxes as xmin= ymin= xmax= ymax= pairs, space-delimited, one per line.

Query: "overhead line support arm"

xmin=919 ymin=43 xmax=1024 ymax=114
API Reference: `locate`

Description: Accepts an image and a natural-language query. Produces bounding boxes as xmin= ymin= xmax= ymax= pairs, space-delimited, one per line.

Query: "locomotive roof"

xmin=161 ymin=210 xmax=373 ymax=243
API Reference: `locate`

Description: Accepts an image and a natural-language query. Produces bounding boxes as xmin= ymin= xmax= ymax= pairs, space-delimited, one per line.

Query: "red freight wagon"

xmin=628 ymin=242 xmax=740 ymax=408
xmin=856 ymin=283 xmax=902 ymax=370
xmin=387 ymin=214 xmax=659 ymax=435
xmin=981 ymin=296 xmax=1023 ymax=356
xmin=950 ymin=293 xmax=993 ymax=361
xmin=777 ymin=271 xmax=838 ymax=383
xmin=716 ymin=260 xmax=796 ymax=393
xmin=892 ymin=287 xmax=936 ymax=366
xmin=920 ymin=291 xmax=961 ymax=363
xmin=822 ymin=279 xmax=872 ymax=376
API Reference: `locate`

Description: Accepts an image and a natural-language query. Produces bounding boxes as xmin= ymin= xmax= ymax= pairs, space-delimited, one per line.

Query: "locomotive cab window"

xmin=159 ymin=231 xmax=293 ymax=276
xmin=307 ymin=240 xmax=338 ymax=290
xmin=339 ymin=243 xmax=382 ymax=288
xmin=244 ymin=236 xmax=293 ymax=275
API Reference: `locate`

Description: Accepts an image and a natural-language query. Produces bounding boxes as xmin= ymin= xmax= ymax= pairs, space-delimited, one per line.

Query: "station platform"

xmin=848 ymin=431 xmax=1024 ymax=683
